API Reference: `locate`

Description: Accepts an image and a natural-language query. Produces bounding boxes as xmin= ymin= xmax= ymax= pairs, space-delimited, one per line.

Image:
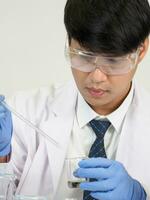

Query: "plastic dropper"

xmin=0 ymin=100 xmax=59 ymax=147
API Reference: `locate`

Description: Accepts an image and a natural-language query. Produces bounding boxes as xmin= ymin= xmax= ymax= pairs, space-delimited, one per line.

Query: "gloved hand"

xmin=0 ymin=95 xmax=13 ymax=157
xmin=74 ymin=157 xmax=147 ymax=200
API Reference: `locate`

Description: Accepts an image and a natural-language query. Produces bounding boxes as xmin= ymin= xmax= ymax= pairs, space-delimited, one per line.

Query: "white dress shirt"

xmin=55 ymin=83 xmax=134 ymax=200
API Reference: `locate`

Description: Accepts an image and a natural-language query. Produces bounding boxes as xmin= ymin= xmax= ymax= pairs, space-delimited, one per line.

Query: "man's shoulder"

xmin=132 ymin=81 xmax=150 ymax=116
xmin=7 ymin=79 xmax=77 ymax=114
xmin=134 ymin=82 xmax=150 ymax=104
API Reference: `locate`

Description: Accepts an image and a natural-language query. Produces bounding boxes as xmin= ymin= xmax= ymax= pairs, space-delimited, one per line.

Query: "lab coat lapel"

xmin=44 ymin=115 xmax=73 ymax=195
xmin=40 ymin=80 xmax=78 ymax=195
xmin=115 ymin=84 xmax=150 ymax=184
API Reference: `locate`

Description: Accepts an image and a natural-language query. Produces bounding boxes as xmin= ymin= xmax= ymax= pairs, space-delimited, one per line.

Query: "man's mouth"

xmin=86 ymin=87 xmax=107 ymax=97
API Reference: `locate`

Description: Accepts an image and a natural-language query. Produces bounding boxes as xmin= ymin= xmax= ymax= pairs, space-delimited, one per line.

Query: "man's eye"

xmin=107 ymin=58 xmax=118 ymax=63
xmin=78 ymin=55 xmax=92 ymax=62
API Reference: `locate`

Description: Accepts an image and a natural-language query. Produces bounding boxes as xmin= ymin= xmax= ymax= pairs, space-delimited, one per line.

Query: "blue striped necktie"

xmin=83 ymin=119 xmax=111 ymax=200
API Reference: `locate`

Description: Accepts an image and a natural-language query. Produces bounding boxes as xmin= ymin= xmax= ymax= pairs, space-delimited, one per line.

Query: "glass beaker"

xmin=66 ymin=157 xmax=87 ymax=189
xmin=0 ymin=173 xmax=16 ymax=200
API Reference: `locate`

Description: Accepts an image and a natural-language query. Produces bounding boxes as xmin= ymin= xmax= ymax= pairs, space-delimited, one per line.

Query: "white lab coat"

xmin=8 ymin=80 xmax=150 ymax=199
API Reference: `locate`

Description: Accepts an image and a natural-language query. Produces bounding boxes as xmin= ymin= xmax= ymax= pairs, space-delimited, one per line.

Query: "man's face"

xmin=70 ymin=39 xmax=138 ymax=115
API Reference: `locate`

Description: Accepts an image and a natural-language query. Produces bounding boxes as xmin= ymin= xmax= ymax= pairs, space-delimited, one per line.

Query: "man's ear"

xmin=137 ymin=37 xmax=149 ymax=64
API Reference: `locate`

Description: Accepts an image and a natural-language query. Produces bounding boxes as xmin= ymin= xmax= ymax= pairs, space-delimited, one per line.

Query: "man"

xmin=0 ymin=0 xmax=150 ymax=199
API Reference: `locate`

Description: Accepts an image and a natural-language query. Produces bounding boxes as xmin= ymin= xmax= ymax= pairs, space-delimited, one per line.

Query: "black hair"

xmin=64 ymin=0 xmax=150 ymax=56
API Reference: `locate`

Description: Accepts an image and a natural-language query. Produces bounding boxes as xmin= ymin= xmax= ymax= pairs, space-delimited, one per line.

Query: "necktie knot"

xmin=89 ymin=119 xmax=111 ymax=139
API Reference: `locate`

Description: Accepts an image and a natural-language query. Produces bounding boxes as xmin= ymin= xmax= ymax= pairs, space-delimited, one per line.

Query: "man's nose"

xmin=89 ymin=68 xmax=108 ymax=83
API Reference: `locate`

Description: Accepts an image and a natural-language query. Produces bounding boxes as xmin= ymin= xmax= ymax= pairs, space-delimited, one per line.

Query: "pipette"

xmin=0 ymin=100 xmax=59 ymax=147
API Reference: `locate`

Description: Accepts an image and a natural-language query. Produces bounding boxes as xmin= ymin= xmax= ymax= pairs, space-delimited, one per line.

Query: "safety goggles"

xmin=65 ymin=43 xmax=140 ymax=75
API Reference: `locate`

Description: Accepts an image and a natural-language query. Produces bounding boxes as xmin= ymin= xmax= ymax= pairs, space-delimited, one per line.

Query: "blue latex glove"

xmin=74 ymin=158 xmax=147 ymax=200
xmin=0 ymin=95 xmax=13 ymax=157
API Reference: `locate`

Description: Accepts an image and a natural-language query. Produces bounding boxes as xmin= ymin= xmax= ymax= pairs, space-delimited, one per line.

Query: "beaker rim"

xmin=14 ymin=195 xmax=47 ymax=200
xmin=0 ymin=173 xmax=16 ymax=180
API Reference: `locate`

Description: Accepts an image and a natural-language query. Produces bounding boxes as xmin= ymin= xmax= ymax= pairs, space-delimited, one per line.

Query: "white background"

xmin=0 ymin=0 xmax=150 ymax=96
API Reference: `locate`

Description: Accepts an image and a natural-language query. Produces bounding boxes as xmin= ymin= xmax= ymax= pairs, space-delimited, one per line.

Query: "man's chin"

xmin=84 ymin=97 xmax=109 ymax=109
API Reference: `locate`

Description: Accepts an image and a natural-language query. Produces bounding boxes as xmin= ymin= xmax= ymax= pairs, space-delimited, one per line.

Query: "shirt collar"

xmin=76 ymin=82 xmax=134 ymax=133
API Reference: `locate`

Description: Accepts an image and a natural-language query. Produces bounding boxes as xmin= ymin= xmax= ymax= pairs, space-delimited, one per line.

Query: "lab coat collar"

xmin=107 ymin=82 xmax=134 ymax=132
xmin=49 ymin=79 xmax=78 ymax=117
xmin=40 ymin=79 xmax=78 ymax=147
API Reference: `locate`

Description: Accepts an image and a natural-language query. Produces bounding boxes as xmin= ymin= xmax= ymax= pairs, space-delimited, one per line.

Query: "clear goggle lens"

xmin=65 ymin=46 xmax=140 ymax=75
